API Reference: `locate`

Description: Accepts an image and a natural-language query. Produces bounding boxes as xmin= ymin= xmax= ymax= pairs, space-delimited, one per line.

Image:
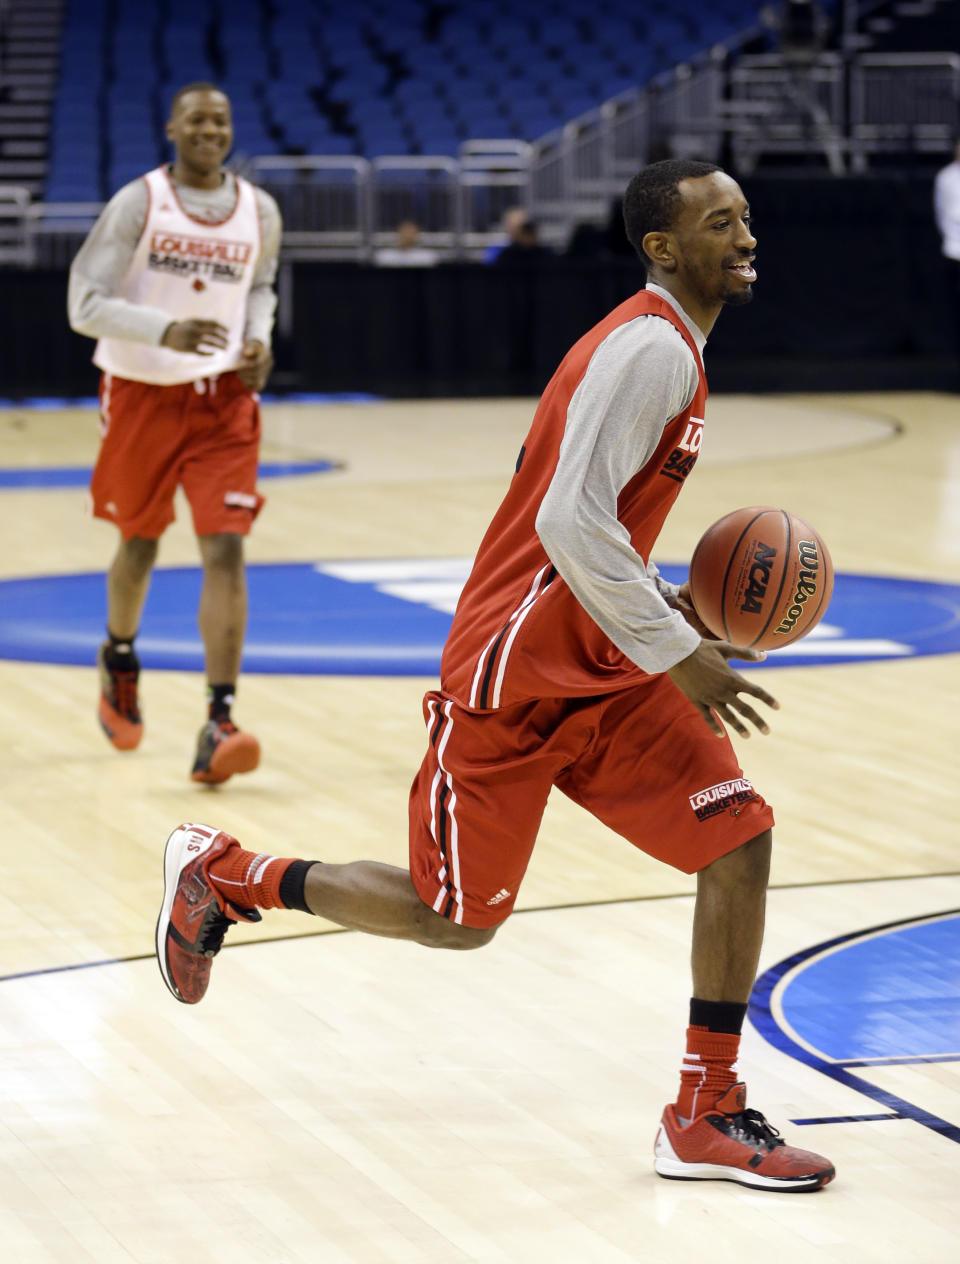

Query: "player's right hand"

xmin=161 ymin=319 xmax=230 ymax=355
xmin=673 ymin=581 xmax=719 ymax=639
xmin=667 ymin=639 xmax=780 ymax=739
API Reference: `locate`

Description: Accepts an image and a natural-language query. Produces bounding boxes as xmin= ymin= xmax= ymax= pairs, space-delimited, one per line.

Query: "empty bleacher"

xmin=2 ymin=0 xmax=954 ymax=265
xmin=46 ymin=0 xmax=762 ymax=202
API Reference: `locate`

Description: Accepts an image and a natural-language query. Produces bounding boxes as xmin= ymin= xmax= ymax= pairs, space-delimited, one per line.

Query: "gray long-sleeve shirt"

xmin=67 ymin=169 xmax=282 ymax=347
xmin=934 ymin=158 xmax=960 ymax=261
xmin=534 ymin=283 xmax=705 ymax=674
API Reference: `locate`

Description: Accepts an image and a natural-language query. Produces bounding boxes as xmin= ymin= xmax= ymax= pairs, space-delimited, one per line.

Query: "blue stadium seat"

xmin=45 ymin=0 xmax=755 ymax=176
xmin=359 ymin=131 xmax=411 ymax=157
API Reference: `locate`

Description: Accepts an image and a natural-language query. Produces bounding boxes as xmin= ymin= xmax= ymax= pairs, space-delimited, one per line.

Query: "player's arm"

xmin=535 ymin=316 xmax=777 ymax=736
xmin=649 ymin=573 xmax=713 ymax=639
xmin=236 ymin=188 xmax=282 ymax=391
xmin=535 ymin=316 xmax=702 ymax=674
xmin=67 ymin=180 xmax=227 ymax=354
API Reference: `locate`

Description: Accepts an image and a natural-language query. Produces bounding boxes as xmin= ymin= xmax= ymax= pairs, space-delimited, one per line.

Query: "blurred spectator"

xmin=934 ymin=135 xmax=960 ymax=380
xmin=566 ymin=198 xmax=641 ymax=261
xmin=374 ymin=219 xmax=440 ymax=267
xmin=566 ymin=220 xmax=606 ymax=258
xmin=761 ymin=0 xmax=829 ymax=65
xmin=484 ymin=206 xmax=534 ymax=263
xmin=494 ymin=218 xmax=554 ymax=266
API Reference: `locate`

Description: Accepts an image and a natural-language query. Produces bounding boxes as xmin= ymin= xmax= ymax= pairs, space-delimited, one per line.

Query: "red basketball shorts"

xmin=409 ymin=675 xmax=775 ymax=928
xmin=90 ymin=371 xmax=264 ymax=540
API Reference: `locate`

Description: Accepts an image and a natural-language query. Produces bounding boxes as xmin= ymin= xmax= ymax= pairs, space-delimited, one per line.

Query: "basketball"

xmin=687 ymin=506 xmax=834 ymax=650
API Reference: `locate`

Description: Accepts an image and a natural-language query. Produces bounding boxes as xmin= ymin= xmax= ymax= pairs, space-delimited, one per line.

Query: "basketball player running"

xmin=156 ymin=161 xmax=835 ymax=1191
xmin=68 ymin=82 xmax=281 ymax=783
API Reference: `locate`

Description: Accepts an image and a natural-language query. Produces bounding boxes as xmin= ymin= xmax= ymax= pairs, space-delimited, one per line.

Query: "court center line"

xmin=2 ymin=868 xmax=957 ymax=985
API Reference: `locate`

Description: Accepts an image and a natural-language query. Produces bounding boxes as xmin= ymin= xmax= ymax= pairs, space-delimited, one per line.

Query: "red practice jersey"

xmin=441 ymin=287 xmax=708 ymax=710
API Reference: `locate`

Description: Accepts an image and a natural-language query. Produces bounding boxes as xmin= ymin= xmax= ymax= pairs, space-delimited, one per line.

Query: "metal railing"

xmin=0 ymin=184 xmax=31 ymax=263
xmin=458 ymin=140 xmax=532 ymax=253
xmin=23 ymin=199 xmax=100 ymax=266
xmin=246 ymin=155 xmax=369 ymax=259
xmin=729 ymin=52 xmax=847 ymax=175
xmin=648 ymin=56 xmax=728 ymax=164
xmin=559 ymin=106 xmax=619 ymax=204
xmin=607 ymin=90 xmax=651 ymax=185
xmin=4 ymin=51 xmax=958 ymax=267
xmin=369 ymin=155 xmax=460 ymax=252
xmin=849 ymin=51 xmax=960 ymax=171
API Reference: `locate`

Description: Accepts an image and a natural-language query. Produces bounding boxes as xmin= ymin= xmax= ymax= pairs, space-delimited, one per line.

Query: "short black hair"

xmin=622 ymin=159 xmax=722 ymax=261
xmin=169 ymin=82 xmax=228 ymax=116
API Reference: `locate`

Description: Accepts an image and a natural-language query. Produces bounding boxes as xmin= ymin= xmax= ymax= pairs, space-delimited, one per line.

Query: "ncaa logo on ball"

xmin=738 ymin=541 xmax=777 ymax=615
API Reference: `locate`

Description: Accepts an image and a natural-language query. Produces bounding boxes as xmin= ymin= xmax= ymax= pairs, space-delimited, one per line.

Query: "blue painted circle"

xmin=750 ymin=912 xmax=960 ymax=1141
xmin=0 ymin=460 xmax=337 ymax=489
xmin=779 ymin=914 xmax=960 ymax=1060
xmin=0 ymin=562 xmax=958 ymax=674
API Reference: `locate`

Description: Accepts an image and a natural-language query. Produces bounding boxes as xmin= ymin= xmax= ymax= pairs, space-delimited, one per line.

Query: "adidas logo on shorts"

xmin=486 ymin=888 xmax=511 ymax=906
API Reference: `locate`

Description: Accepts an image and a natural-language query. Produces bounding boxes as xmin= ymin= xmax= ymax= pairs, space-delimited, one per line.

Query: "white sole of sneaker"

xmin=155 ymin=822 xmax=221 ymax=1001
xmin=654 ymin=1123 xmax=833 ymax=1191
xmin=654 ymin=1154 xmax=832 ymax=1191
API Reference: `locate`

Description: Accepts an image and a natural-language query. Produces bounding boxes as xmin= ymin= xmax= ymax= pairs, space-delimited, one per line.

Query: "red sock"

xmin=674 ymin=1025 xmax=741 ymax=1121
xmin=207 ymin=844 xmax=300 ymax=911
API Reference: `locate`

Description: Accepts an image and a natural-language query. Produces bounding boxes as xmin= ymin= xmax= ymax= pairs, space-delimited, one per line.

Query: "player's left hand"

xmin=236 ymin=339 xmax=274 ymax=391
xmin=667 ymin=639 xmax=780 ymax=739
xmin=673 ymin=582 xmax=717 ymax=639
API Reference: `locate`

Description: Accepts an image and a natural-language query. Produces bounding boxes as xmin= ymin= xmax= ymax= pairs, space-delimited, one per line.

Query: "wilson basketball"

xmin=687 ymin=506 xmax=834 ymax=650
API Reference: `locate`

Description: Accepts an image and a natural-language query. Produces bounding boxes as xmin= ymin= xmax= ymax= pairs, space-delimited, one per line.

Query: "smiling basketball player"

xmin=68 ymin=82 xmax=281 ymax=784
xmin=156 ymin=160 xmax=835 ymax=1192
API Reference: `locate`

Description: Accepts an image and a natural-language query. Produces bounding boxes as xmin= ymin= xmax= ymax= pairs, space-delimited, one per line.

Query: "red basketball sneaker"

xmin=156 ymin=822 xmax=260 ymax=1004
xmin=190 ymin=719 xmax=261 ymax=784
xmin=97 ymin=642 xmax=143 ymax=750
xmin=654 ymin=1083 xmax=835 ymax=1192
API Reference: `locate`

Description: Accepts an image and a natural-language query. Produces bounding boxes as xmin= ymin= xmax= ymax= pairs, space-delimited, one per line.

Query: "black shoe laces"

xmin=195 ymin=901 xmax=261 ymax=956
xmin=722 ymin=1108 xmax=785 ymax=1150
xmin=197 ymin=907 xmax=234 ymax=959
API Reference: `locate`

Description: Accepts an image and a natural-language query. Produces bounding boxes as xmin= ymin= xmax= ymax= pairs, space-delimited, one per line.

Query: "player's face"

xmin=166 ymin=90 xmax=233 ymax=174
xmin=669 ymin=172 xmax=757 ymax=309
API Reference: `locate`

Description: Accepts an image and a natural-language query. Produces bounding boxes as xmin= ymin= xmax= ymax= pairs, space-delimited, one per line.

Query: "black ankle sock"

xmin=207 ymin=683 xmax=236 ymax=723
xmin=106 ymin=630 xmax=137 ymax=663
xmin=689 ymin=997 xmax=748 ymax=1035
xmin=278 ymin=859 xmax=315 ymax=913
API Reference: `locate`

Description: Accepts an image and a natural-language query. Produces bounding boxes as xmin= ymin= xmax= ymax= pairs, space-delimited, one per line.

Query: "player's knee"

xmin=439 ymin=921 xmax=498 ymax=950
xmin=199 ymin=531 xmax=244 ymax=573
xmin=702 ymin=829 xmax=772 ymax=893
xmin=739 ymin=829 xmax=772 ymax=881
xmin=120 ymin=535 xmax=159 ymax=575
xmin=417 ymin=910 xmax=498 ymax=951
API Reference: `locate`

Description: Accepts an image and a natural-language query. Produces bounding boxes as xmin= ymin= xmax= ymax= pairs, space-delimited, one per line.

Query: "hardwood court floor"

xmin=0 ymin=391 xmax=958 ymax=1262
